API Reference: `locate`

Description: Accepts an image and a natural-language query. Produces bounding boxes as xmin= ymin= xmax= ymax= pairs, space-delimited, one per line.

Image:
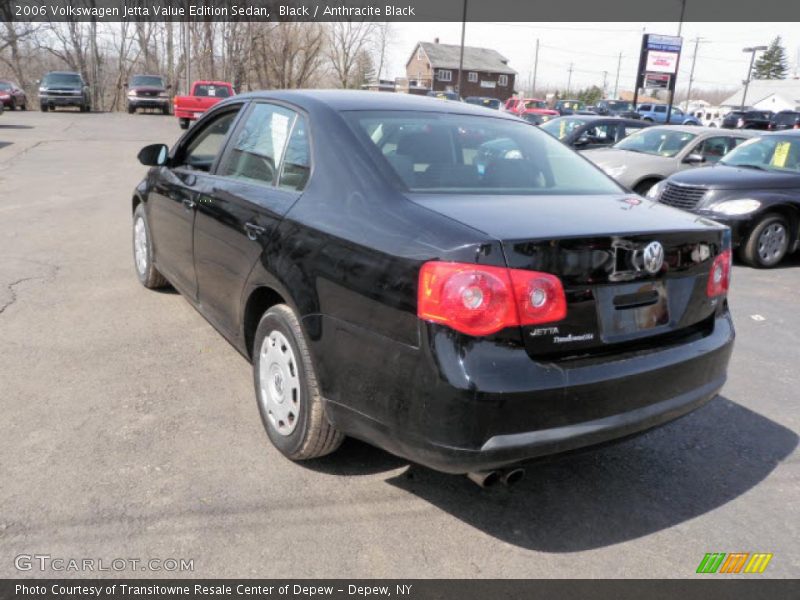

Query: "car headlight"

xmin=708 ymin=199 xmax=761 ymax=215
xmin=603 ymin=165 xmax=627 ymax=179
xmin=127 ymin=91 xmax=137 ymax=97
xmin=158 ymin=92 xmax=168 ymax=98
xmin=645 ymin=180 xmax=666 ymax=199
xmin=38 ymin=88 xmax=47 ymax=94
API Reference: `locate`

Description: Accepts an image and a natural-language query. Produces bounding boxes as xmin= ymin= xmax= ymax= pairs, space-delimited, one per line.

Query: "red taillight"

xmin=706 ymin=249 xmax=732 ymax=298
xmin=418 ymin=261 xmax=567 ymax=336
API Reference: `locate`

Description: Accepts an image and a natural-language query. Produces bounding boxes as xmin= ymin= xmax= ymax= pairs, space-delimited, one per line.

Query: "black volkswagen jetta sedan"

xmin=131 ymin=91 xmax=734 ymax=477
xmin=649 ymin=131 xmax=800 ymax=268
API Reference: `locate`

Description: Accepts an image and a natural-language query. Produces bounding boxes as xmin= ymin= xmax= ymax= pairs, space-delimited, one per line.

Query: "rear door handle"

xmin=244 ymin=222 xmax=266 ymax=241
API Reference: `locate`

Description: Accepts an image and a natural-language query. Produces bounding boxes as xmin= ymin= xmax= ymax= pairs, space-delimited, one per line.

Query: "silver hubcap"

xmin=757 ymin=222 xmax=787 ymax=264
xmin=134 ymin=217 xmax=147 ymax=275
xmin=258 ymin=331 xmax=300 ymax=436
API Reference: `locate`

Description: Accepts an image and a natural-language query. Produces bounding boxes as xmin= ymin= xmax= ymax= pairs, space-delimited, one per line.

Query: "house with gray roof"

xmin=405 ymin=39 xmax=517 ymax=100
xmin=720 ymin=79 xmax=800 ymax=112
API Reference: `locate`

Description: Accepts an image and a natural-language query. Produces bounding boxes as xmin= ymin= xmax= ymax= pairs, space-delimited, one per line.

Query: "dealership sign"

xmin=636 ymin=33 xmax=683 ymax=93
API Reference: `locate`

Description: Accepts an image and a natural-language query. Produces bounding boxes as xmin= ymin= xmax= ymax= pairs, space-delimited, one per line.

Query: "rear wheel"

xmin=9 ymin=98 xmax=16 ymax=111
xmin=132 ymin=203 xmax=169 ymax=288
xmin=253 ymin=304 xmax=344 ymax=460
xmin=20 ymin=100 xmax=26 ymax=111
xmin=740 ymin=213 xmax=790 ymax=268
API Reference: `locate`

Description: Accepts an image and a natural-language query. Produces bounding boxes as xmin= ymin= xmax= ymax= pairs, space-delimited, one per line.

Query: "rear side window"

xmin=344 ymin=110 xmax=622 ymax=195
xmin=219 ymin=103 xmax=296 ymax=186
xmin=278 ymin=116 xmax=311 ymax=192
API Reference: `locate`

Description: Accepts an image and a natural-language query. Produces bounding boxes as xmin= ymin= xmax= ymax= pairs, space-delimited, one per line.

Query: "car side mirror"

xmin=684 ymin=153 xmax=706 ymax=164
xmin=138 ymin=143 xmax=169 ymax=167
xmin=574 ymin=135 xmax=590 ymax=147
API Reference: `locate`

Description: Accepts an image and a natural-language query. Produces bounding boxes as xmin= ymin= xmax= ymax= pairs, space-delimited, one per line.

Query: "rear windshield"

xmin=131 ymin=75 xmax=165 ymax=87
xmin=614 ymin=127 xmax=697 ymax=157
xmin=540 ymin=117 xmax=591 ymax=139
xmin=721 ymin=136 xmax=800 ymax=172
xmin=194 ymin=84 xmax=231 ymax=98
xmin=344 ymin=111 xmax=623 ymax=195
xmin=606 ymin=101 xmax=633 ymax=111
xmin=523 ymin=100 xmax=547 ymax=109
xmin=43 ymin=73 xmax=81 ymax=86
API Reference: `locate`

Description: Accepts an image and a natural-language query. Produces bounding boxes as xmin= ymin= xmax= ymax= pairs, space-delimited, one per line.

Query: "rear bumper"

xmin=174 ymin=108 xmax=204 ymax=120
xmin=322 ymin=311 xmax=734 ymax=474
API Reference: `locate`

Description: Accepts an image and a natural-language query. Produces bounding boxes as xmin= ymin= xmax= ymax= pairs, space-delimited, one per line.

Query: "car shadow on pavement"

xmin=302 ymin=437 xmax=408 ymax=476
xmin=0 ymin=124 xmax=33 ymax=130
xmin=383 ymin=396 xmax=797 ymax=552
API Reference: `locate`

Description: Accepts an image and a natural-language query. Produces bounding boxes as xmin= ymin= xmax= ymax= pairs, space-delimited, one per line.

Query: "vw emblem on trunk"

xmin=642 ymin=241 xmax=665 ymax=273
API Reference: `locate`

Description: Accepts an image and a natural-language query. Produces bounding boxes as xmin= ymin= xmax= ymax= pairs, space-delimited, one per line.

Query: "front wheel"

xmin=127 ymin=104 xmax=136 ymax=114
xmin=162 ymin=105 xmax=170 ymax=116
xmin=253 ymin=304 xmax=344 ymax=460
xmin=40 ymin=103 xmax=48 ymax=112
xmin=740 ymin=213 xmax=791 ymax=268
xmin=178 ymin=118 xmax=189 ymax=129
xmin=132 ymin=203 xmax=169 ymax=288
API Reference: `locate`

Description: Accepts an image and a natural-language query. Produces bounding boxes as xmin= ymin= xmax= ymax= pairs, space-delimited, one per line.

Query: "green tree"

xmin=576 ymin=85 xmax=603 ymax=106
xmin=753 ymin=37 xmax=789 ymax=80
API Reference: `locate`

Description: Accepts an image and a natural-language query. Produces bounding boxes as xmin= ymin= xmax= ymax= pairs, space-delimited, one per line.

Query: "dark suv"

xmin=722 ymin=110 xmax=772 ymax=130
xmin=38 ymin=71 xmax=90 ymax=112
xmin=769 ymin=110 xmax=800 ymax=131
xmin=126 ymin=74 xmax=171 ymax=115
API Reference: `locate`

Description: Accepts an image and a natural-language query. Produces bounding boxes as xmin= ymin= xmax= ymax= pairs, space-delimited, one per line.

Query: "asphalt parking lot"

xmin=0 ymin=109 xmax=798 ymax=579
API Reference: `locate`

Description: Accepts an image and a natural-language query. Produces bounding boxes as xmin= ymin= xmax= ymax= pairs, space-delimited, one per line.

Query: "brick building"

xmin=405 ymin=40 xmax=517 ymax=100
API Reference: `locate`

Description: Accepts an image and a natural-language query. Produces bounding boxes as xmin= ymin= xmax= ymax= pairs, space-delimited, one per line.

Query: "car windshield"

xmin=0 ymin=82 xmax=12 ymax=91
xmin=720 ymin=136 xmax=800 ymax=172
xmin=131 ymin=76 xmax=165 ymax=87
xmin=540 ymin=117 xmax=590 ymax=139
xmin=774 ymin=112 xmax=800 ymax=125
xmin=345 ymin=111 xmax=623 ymax=195
xmin=613 ymin=128 xmax=697 ymax=157
xmin=194 ymin=84 xmax=231 ymax=98
xmin=43 ymin=73 xmax=81 ymax=86
xmin=606 ymin=101 xmax=632 ymax=111
xmin=523 ymin=100 xmax=547 ymax=109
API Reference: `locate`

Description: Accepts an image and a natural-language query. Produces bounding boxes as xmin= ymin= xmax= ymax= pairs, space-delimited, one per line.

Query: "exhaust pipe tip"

xmin=501 ymin=468 xmax=525 ymax=487
xmin=467 ymin=470 xmax=501 ymax=488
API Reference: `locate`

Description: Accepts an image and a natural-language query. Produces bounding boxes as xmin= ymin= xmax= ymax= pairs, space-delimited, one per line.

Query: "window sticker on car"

xmin=271 ymin=112 xmax=290 ymax=166
xmin=771 ymin=141 xmax=791 ymax=168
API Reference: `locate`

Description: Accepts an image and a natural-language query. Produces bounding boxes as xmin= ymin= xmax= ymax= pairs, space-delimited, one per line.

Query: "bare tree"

xmin=371 ymin=23 xmax=393 ymax=81
xmin=327 ymin=21 xmax=376 ymax=88
xmin=252 ymin=22 xmax=326 ymax=90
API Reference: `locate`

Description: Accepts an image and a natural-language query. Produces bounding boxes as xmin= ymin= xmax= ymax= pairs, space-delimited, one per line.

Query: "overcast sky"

xmin=383 ymin=22 xmax=800 ymax=96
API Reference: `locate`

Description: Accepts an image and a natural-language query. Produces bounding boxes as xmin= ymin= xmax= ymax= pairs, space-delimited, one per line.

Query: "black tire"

xmin=127 ymin=104 xmax=136 ymax=114
xmin=740 ymin=213 xmax=791 ymax=268
xmin=162 ymin=105 xmax=170 ymax=116
xmin=642 ymin=117 xmax=654 ymax=123
xmin=179 ymin=118 xmax=189 ymax=130
xmin=20 ymin=100 xmax=26 ymax=111
xmin=132 ymin=203 xmax=169 ymax=289
xmin=40 ymin=103 xmax=48 ymax=112
xmin=634 ymin=178 xmax=660 ymax=196
xmin=9 ymin=98 xmax=16 ymax=111
xmin=253 ymin=304 xmax=344 ymax=460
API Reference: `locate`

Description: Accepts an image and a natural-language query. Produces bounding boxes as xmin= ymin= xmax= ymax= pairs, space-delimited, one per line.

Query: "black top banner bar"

xmin=4 ymin=0 xmax=800 ymax=22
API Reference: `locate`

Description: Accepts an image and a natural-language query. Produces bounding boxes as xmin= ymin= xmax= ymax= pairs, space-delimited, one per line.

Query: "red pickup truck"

xmin=173 ymin=80 xmax=235 ymax=129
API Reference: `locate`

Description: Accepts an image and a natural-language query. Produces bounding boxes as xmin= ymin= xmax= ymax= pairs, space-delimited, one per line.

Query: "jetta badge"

xmin=642 ymin=241 xmax=665 ymax=273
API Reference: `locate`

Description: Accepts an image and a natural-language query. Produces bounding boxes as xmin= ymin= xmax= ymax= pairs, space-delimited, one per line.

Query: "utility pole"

xmin=612 ymin=52 xmax=622 ymax=99
xmin=741 ymin=45 xmax=768 ymax=110
xmin=677 ymin=0 xmax=686 ymax=37
xmin=602 ymin=71 xmax=608 ymax=98
xmin=566 ymin=63 xmax=573 ymax=97
xmin=532 ymin=38 xmax=539 ymax=96
xmin=456 ymin=0 xmax=468 ymax=97
xmin=684 ymin=37 xmax=704 ymax=111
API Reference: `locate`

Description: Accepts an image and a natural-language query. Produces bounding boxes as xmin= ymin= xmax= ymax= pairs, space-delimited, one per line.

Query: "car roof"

xmin=45 ymin=71 xmax=81 ymax=76
xmin=231 ymin=89 xmax=521 ymax=119
xmin=763 ymin=129 xmax=800 ymax=137
xmin=644 ymin=124 xmax=753 ymax=135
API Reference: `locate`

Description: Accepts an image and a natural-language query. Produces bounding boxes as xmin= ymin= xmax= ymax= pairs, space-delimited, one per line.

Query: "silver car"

xmin=584 ymin=125 xmax=756 ymax=195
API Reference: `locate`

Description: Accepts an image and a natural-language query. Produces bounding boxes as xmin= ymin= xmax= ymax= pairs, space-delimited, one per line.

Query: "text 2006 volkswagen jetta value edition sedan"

xmin=131 ymin=91 xmax=734 ymax=480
